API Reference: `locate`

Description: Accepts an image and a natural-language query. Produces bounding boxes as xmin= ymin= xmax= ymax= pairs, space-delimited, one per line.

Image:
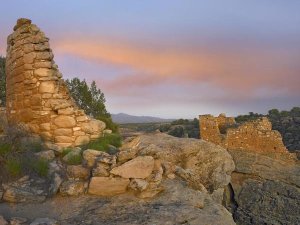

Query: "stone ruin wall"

xmin=199 ymin=114 xmax=236 ymax=146
xmin=5 ymin=18 xmax=106 ymax=147
xmin=199 ymin=114 xmax=288 ymax=154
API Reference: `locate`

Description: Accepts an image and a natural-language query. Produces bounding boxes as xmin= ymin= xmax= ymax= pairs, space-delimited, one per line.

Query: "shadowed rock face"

xmin=5 ymin=18 xmax=105 ymax=147
xmin=227 ymin=149 xmax=300 ymax=225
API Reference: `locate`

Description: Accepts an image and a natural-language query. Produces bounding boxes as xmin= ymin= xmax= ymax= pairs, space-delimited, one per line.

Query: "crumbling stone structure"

xmin=199 ymin=114 xmax=288 ymax=154
xmin=5 ymin=18 xmax=105 ymax=147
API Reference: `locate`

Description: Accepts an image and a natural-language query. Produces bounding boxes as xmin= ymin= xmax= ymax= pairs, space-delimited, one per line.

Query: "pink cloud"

xmin=52 ymin=37 xmax=300 ymax=98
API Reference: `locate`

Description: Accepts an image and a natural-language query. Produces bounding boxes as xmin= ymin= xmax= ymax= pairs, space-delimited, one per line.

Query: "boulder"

xmin=67 ymin=165 xmax=90 ymax=180
xmin=81 ymin=119 xmax=105 ymax=134
xmin=83 ymin=149 xmax=108 ymax=167
xmin=92 ymin=162 xmax=110 ymax=177
xmin=117 ymin=148 xmax=138 ymax=163
xmin=88 ymin=177 xmax=130 ymax=196
xmin=111 ymin=156 xmax=154 ymax=179
xmin=59 ymin=180 xmax=85 ymax=196
xmin=97 ymin=153 xmax=116 ymax=165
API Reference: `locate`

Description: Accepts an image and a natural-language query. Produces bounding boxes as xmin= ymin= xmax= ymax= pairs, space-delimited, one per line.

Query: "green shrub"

xmin=66 ymin=154 xmax=82 ymax=165
xmin=104 ymin=133 xmax=122 ymax=147
xmin=86 ymin=133 xmax=122 ymax=152
xmin=61 ymin=147 xmax=73 ymax=157
xmin=32 ymin=159 xmax=49 ymax=177
xmin=5 ymin=158 xmax=22 ymax=177
xmin=0 ymin=143 xmax=12 ymax=156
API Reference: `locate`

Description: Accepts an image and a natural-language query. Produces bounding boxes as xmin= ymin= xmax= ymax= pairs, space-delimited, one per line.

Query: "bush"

xmin=0 ymin=143 xmax=12 ymax=156
xmin=61 ymin=147 xmax=73 ymax=157
xmin=66 ymin=154 xmax=82 ymax=165
xmin=5 ymin=158 xmax=22 ymax=177
xmin=86 ymin=133 xmax=122 ymax=152
xmin=31 ymin=159 xmax=49 ymax=177
xmin=168 ymin=126 xmax=184 ymax=137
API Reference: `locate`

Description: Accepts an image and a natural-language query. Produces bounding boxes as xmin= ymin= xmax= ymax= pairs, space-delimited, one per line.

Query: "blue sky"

xmin=1 ymin=1 xmax=300 ymax=118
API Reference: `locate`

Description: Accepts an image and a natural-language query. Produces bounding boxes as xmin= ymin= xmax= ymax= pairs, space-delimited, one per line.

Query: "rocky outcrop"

xmin=77 ymin=132 xmax=234 ymax=198
xmin=111 ymin=132 xmax=235 ymax=194
xmin=5 ymin=18 xmax=105 ymax=147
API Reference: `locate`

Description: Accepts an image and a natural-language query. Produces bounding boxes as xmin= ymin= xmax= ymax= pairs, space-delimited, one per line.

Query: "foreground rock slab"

xmin=0 ymin=179 xmax=235 ymax=225
xmin=88 ymin=177 xmax=130 ymax=196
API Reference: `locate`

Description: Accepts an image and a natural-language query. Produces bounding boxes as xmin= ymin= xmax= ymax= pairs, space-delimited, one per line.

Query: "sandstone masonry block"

xmin=54 ymin=116 xmax=76 ymax=128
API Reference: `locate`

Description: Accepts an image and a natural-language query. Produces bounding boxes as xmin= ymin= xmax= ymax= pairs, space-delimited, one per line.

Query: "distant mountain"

xmin=111 ymin=113 xmax=174 ymax=124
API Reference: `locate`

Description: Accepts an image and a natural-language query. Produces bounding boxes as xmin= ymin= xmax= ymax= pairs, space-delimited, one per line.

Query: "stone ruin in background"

xmin=5 ymin=18 xmax=106 ymax=147
xmin=199 ymin=113 xmax=291 ymax=157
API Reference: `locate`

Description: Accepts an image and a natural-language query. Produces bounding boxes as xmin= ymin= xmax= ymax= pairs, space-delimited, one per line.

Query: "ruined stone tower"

xmin=199 ymin=114 xmax=288 ymax=154
xmin=5 ymin=18 xmax=106 ymax=147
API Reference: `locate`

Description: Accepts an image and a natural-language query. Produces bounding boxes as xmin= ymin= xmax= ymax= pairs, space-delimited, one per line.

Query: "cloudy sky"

xmin=0 ymin=0 xmax=299 ymax=118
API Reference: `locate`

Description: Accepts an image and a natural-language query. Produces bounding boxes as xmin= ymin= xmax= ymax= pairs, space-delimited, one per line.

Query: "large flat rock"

xmin=88 ymin=177 xmax=130 ymax=196
xmin=110 ymin=156 xmax=154 ymax=179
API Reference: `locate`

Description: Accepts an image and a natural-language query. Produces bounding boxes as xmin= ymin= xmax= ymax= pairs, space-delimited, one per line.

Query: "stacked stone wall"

xmin=5 ymin=18 xmax=105 ymax=147
xmin=199 ymin=114 xmax=288 ymax=154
